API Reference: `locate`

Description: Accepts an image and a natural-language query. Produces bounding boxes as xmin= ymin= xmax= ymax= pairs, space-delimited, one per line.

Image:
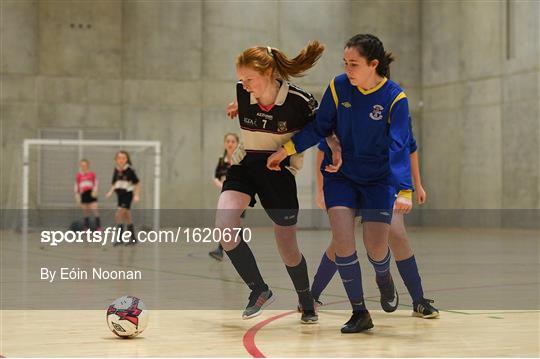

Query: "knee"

xmin=389 ymin=230 xmax=408 ymax=244
xmin=282 ymin=250 xmax=301 ymax=267
xmin=215 ymin=210 xmax=238 ymax=229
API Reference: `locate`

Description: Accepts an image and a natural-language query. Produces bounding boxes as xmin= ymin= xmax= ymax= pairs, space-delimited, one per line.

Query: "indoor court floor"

xmin=1 ymin=226 xmax=538 ymax=357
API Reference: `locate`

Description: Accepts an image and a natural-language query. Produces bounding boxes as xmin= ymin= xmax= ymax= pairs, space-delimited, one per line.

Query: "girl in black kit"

xmin=105 ymin=150 xmax=140 ymax=245
xmin=209 ymin=133 xmax=240 ymax=261
xmin=215 ymin=41 xmax=324 ymax=323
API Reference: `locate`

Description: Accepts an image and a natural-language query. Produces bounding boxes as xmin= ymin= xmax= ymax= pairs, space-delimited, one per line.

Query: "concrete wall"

xmin=420 ymin=0 xmax=540 ymax=213
xmin=1 ymin=0 xmax=353 ymax=212
xmin=2 ymin=0 xmax=538 ymax=221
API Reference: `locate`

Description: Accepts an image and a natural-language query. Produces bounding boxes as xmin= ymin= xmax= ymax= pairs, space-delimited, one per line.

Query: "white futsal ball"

xmin=106 ymin=295 xmax=148 ymax=338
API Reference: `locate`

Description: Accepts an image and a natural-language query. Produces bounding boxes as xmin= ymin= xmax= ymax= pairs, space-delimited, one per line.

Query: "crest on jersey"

xmin=277 ymin=121 xmax=287 ymax=132
xmin=369 ymin=105 xmax=384 ymax=121
xmin=341 ymin=101 xmax=351 ymax=108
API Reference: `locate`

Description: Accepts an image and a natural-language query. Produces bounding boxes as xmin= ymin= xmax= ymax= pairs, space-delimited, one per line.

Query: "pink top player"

xmin=75 ymin=171 xmax=97 ymax=193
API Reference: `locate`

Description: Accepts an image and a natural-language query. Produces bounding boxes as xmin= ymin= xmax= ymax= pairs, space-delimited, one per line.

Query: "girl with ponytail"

xmin=216 ymin=41 xmax=324 ymax=324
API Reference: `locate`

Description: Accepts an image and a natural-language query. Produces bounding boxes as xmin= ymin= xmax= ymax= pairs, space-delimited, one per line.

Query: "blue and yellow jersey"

xmin=285 ymin=73 xmax=411 ymax=192
xmin=318 ymin=116 xmax=417 ymax=193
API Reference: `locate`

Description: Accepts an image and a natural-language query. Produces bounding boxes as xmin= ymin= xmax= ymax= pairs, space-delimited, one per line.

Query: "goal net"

xmin=22 ymin=139 xmax=161 ymax=234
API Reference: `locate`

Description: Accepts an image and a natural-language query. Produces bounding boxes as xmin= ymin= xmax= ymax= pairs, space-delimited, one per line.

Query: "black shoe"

xmin=297 ymin=299 xmax=323 ymax=312
xmin=341 ymin=310 xmax=374 ymax=333
xmin=126 ymin=235 xmax=137 ymax=246
xmin=413 ymin=298 xmax=439 ymax=319
xmin=208 ymin=246 xmax=224 ymax=261
xmin=377 ymin=274 xmax=399 ymax=312
xmin=125 ymin=225 xmax=136 ymax=245
xmin=301 ymin=309 xmax=318 ymax=324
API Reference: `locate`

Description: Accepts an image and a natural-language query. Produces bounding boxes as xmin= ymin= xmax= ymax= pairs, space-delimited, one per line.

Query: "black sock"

xmin=127 ymin=223 xmax=135 ymax=241
xmin=84 ymin=217 xmax=90 ymax=228
xmin=224 ymin=239 xmax=268 ymax=293
xmin=115 ymin=224 xmax=124 ymax=244
xmin=95 ymin=217 xmax=101 ymax=227
xmin=286 ymin=255 xmax=314 ymax=311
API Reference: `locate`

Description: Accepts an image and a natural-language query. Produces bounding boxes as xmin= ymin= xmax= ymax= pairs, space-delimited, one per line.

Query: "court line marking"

xmin=243 ymin=300 xmax=347 ymax=358
xmin=243 ymin=310 xmax=296 ymax=358
xmin=243 ymin=303 xmax=540 ymax=358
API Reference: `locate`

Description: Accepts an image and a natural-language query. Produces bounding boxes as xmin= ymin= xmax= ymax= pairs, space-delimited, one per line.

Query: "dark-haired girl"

xmin=215 ymin=41 xmax=323 ymax=323
xmin=105 ymin=150 xmax=140 ymax=245
xmin=310 ymin=125 xmax=439 ymax=320
xmin=268 ymin=34 xmax=413 ymax=333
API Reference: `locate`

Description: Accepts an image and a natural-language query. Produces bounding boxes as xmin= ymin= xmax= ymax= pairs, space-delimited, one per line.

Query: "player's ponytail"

xmin=236 ymin=40 xmax=325 ymax=81
xmin=271 ymin=41 xmax=325 ymax=81
xmin=345 ymin=34 xmax=394 ymax=78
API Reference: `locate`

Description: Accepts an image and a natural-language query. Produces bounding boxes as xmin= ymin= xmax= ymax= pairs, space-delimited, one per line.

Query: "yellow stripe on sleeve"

xmin=283 ymin=140 xmax=297 ymax=156
xmin=397 ymin=189 xmax=413 ymax=200
xmin=387 ymin=91 xmax=407 ymax=124
xmin=329 ymin=78 xmax=338 ymax=109
xmin=389 ymin=92 xmax=406 ymax=114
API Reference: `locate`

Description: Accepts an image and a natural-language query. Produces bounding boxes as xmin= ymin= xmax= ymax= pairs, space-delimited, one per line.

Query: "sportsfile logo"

xmin=40 ymin=227 xmax=252 ymax=246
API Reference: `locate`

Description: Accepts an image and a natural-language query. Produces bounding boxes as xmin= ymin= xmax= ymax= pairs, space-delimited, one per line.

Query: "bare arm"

xmin=92 ymin=179 xmax=99 ymax=197
xmin=324 ymin=134 xmax=342 ymax=173
xmin=410 ymin=151 xmax=421 ymax=187
xmin=74 ymin=183 xmax=80 ymax=203
xmin=315 ymin=150 xmax=325 ymax=209
xmin=410 ymin=151 xmax=427 ymax=204
xmin=133 ymin=183 xmax=141 ymax=202
xmin=213 ymin=178 xmax=223 ymax=189
xmin=105 ymin=185 xmax=115 ymax=198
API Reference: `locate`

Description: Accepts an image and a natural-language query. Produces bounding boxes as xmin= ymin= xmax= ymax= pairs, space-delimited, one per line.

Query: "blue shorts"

xmin=323 ymin=174 xmax=396 ymax=224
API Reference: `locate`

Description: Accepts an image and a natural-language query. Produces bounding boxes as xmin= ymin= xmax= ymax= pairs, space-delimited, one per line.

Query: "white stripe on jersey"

xmin=288 ymin=90 xmax=310 ymax=103
xmin=114 ymin=180 xmax=134 ymax=192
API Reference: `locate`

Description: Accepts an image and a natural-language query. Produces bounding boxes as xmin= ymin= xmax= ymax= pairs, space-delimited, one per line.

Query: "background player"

xmin=74 ymin=159 xmax=102 ymax=231
xmin=215 ymin=41 xmax=323 ymax=323
xmin=311 ymin=126 xmax=439 ymax=319
xmin=105 ymin=150 xmax=140 ymax=245
xmin=209 ymin=132 xmax=240 ymax=261
xmin=268 ymin=34 xmax=411 ymax=333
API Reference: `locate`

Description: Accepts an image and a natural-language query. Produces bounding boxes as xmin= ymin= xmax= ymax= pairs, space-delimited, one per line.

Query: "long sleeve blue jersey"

xmin=285 ymin=74 xmax=411 ymax=190
xmin=318 ymin=116 xmax=417 ymax=191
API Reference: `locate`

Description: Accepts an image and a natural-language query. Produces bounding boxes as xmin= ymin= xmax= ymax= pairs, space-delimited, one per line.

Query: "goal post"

xmin=22 ymin=139 xmax=161 ymax=237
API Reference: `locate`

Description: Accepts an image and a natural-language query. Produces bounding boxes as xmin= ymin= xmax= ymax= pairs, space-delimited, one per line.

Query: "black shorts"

xmin=222 ymin=158 xmax=298 ymax=226
xmin=80 ymin=190 xmax=97 ymax=204
xmin=116 ymin=191 xmax=133 ymax=209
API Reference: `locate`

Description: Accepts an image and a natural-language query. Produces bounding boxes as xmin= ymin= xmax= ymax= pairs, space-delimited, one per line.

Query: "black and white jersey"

xmin=236 ymin=80 xmax=318 ymax=174
xmin=111 ymin=165 xmax=139 ymax=193
xmin=214 ymin=156 xmax=232 ymax=181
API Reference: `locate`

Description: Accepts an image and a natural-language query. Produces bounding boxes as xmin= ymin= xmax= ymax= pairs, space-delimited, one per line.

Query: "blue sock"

xmin=396 ymin=255 xmax=424 ymax=305
xmin=368 ymin=249 xmax=392 ymax=285
xmin=335 ymin=252 xmax=366 ymax=312
xmin=311 ymin=252 xmax=337 ymax=300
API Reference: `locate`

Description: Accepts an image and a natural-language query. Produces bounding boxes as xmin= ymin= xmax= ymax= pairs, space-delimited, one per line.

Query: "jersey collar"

xmin=249 ymin=80 xmax=289 ymax=106
xmin=357 ymin=77 xmax=387 ymax=95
